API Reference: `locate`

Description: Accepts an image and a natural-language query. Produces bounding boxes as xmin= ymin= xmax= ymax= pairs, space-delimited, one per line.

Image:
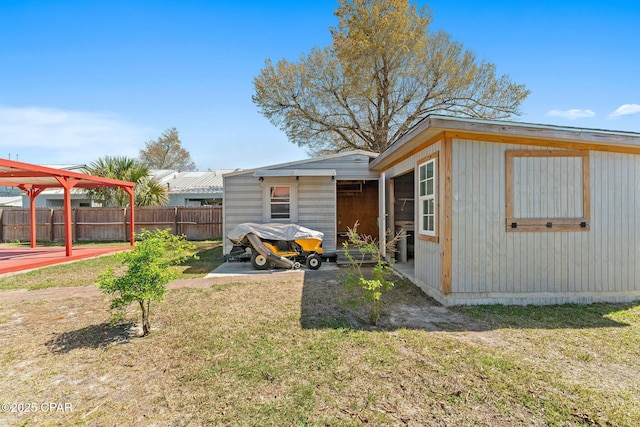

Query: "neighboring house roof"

xmin=39 ymin=164 xmax=87 ymax=171
xmin=0 ymin=196 xmax=22 ymax=207
xmin=223 ymin=150 xmax=379 ymax=178
xmin=370 ymin=115 xmax=640 ymax=171
xmin=14 ymin=164 xmax=93 ymax=198
xmin=151 ymin=169 xmax=238 ymax=194
xmin=26 ymin=187 xmax=91 ymax=197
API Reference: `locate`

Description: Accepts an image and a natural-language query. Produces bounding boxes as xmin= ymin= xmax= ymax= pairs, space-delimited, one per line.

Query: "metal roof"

xmin=0 ymin=158 xmax=135 ymax=190
xmin=222 ymin=150 xmax=378 ymax=178
xmin=0 ymin=196 xmax=22 ymax=207
xmin=151 ymin=169 xmax=234 ymax=193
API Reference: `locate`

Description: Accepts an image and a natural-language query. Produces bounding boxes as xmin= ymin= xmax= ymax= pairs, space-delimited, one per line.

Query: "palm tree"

xmin=84 ymin=156 xmax=168 ymax=206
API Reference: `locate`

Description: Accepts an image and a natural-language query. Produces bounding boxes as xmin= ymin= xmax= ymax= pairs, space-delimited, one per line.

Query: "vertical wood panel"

xmin=441 ymin=136 xmax=453 ymax=295
xmin=592 ymin=152 xmax=609 ymax=292
xmin=587 ymin=152 xmax=596 ymax=292
xmin=450 ymin=140 xmax=469 ymax=293
xmin=605 ymin=154 xmax=615 ymax=291
xmin=495 ymin=142 xmax=506 ymax=293
xmin=451 ymin=143 xmax=461 ymax=289
xmin=614 ymin=155 xmax=624 ymax=290
xmin=511 ymin=155 xmax=584 ymax=219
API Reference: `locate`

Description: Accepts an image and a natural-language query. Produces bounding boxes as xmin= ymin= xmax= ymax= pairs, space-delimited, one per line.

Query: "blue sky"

xmin=1 ymin=0 xmax=638 ymax=170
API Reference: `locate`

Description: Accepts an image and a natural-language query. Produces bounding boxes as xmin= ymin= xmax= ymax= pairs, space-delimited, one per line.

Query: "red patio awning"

xmin=0 ymin=158 xmax=136 ymax=256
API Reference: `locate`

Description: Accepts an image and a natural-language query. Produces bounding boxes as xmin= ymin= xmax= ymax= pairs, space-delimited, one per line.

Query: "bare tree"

xmin=253 ymin=0 xmax=530 ymax=155
xmin=140 ymin=127 xmax=197 ymax=171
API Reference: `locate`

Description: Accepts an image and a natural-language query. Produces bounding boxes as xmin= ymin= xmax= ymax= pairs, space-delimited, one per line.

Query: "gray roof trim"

xmin=223 ymin=150 xmax=378 ymax=178
xmin=254 ymin=169 xmax=337 ymax=178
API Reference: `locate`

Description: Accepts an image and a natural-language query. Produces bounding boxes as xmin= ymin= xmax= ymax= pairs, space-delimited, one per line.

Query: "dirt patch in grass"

xmin=1 ymin=267 xmax=638 ymax=426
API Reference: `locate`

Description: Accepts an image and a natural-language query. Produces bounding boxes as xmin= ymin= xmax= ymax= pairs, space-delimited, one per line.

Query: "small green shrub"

xmin=340 ymin=222 xmax=400 ymax=325
xmin=98 ymin=228 xmax=196 ymax=336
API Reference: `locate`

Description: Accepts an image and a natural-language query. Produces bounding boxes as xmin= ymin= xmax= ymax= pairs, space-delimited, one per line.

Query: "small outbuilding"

xmin=222 ymin=150 xmax=379 ymax=257
xmin=371 ymin=115 xmax=640 ymax=306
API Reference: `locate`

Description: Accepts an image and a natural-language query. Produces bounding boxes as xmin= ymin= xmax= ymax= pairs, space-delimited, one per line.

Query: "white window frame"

xmin=418 ymin=155 xmax=437 ymax=237
xmin=269 ymin=185 xmax=291 ymax=219
xmin=262 ymin=182 xmax=298 ymax=223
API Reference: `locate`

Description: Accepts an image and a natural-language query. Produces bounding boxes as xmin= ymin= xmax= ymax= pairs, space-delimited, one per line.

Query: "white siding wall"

xmin=298 ymin=177 xmax=337 ymax=253
xmin=450 ymin=139 xmax=640 ymax=304
xmin=223 ymin=174 xmax=264 ymax=253
xmin=385 ymin=142 xmax=442 ymax=296
xmin=223 ymin=174 xmax=337 ymax=254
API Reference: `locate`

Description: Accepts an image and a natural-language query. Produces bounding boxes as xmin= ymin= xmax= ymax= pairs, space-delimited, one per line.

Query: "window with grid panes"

xmin=418 ymin=158 xmax=436 ymax=235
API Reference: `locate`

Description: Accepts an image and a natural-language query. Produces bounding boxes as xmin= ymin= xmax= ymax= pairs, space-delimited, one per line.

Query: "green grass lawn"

xmin=161 ymin=283 xmax=638 ymax=426
xmin=1 ymin=249 xmax=638 ymax=426
xmin=0 ymin=240 xmax=224 ymax=291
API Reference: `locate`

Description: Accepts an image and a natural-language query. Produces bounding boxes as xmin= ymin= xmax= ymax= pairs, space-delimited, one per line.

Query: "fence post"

xmin=123 ymin=207 xmax=127 ymax=242
xmin=49 ymin=209 xmax=54 ymax=242
xmin=0 ymin=208 xmax=3 ymax=242
xmin=73 ymin=208 xmax=77 ymax=243
xmin=174 ymin=207 xmax=179 ymax=236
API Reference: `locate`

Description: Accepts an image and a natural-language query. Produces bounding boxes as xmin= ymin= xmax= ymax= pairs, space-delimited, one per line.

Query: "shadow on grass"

xmin=453 ymin=302 xmax=639 ymax=330
xmin=300 ymin=269 xmax=638 ymax=332
xmin=45 ymin=322 xmax=135 ymax=353
xmin=180 ymin=243 xmax=225 ymax=275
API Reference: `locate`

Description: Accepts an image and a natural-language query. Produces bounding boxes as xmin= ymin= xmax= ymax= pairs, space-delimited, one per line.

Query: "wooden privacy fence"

xmin=0 ymin=206 xmax=222 ymax=242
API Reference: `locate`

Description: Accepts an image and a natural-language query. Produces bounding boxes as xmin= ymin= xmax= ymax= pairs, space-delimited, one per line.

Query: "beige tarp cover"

xmin=227 ymin=222 xmax=323 ymax=243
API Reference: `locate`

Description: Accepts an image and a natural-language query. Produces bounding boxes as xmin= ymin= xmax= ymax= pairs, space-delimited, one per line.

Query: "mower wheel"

xmin=306 ymin=253 xmax=322 ymax=270
xmin=251 ymin=252 xmax=269 ymax=270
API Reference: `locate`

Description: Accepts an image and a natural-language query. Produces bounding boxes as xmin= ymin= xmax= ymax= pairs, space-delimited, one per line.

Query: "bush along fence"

xmin=0 ymin=206 xmax=222 ymax=243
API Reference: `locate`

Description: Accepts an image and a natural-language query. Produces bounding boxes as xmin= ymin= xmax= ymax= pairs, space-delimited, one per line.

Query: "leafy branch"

xmin=340 ymin=221 xmax=405 ymax=325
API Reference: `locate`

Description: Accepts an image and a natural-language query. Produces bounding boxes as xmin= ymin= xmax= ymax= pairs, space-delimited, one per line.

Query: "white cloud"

xmin=608 ymin=104 xmax=640 ymax=118
xmin=546 ymin=109 xmax=596 ymax=120
xmin=0 ymin=105 xmax=153 ymax=165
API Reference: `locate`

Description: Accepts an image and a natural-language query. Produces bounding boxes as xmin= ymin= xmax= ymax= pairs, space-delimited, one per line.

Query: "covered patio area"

xmin=0 ymin=158 xmax=136 ymax=271
xmin=0 ymin=245 xmax=131 ymax=275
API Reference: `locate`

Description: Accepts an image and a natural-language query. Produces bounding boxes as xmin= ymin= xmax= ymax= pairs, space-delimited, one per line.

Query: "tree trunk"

xmin=139 ymin=299 xmax=151 ymax=336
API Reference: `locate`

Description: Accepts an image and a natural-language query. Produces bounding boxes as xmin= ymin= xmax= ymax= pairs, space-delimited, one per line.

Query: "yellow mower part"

xmin=296 ymin=238 xmax=323 ymax=254
xmin=262 ymin=238 xmax=323 ymax=257
xmin=262 ymin=242 xmax=298 ymax=258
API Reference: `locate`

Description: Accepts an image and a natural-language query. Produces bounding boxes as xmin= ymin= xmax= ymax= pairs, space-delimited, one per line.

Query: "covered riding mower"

xmin=227 ymin=223 xmax=324 ymax=270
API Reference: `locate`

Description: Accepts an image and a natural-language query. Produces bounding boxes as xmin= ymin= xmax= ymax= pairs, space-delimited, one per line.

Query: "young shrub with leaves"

xmin=98 ymin=228 xmax=197 ymax=336
xmin=340 ymin=221 xmax=403 ymax=325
